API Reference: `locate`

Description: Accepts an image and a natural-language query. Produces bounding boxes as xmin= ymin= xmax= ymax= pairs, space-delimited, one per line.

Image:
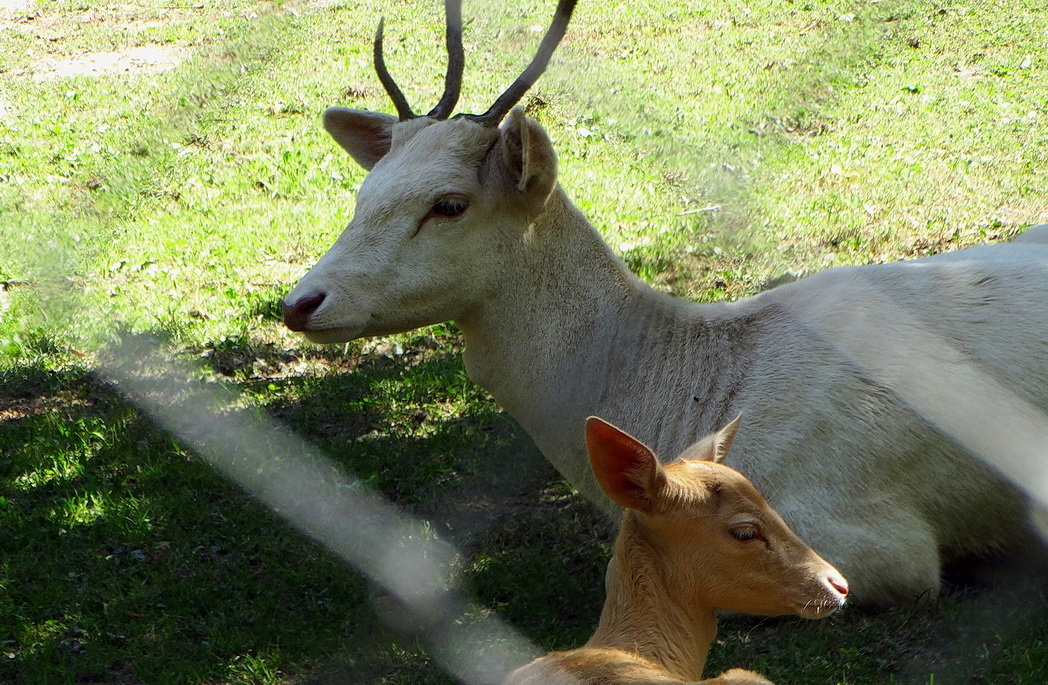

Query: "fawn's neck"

xmin=586 ymin=515 xmax=718 ymax=681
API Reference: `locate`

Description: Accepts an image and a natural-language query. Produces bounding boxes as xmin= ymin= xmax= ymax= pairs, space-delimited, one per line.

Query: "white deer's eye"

xmin=728 ymin=523 xmax=762 ymax=543
xmin=428 ymin=196 xmax=469 ymax=220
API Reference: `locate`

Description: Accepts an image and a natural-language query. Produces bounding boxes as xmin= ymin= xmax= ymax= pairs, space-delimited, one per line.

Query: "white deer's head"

xmin=283 ymin=0 xmax=577 ymax=343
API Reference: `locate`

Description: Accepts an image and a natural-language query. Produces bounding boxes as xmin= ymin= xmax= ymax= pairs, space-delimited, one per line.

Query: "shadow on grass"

xmin=0 ymin=332 xmax=610 ymax=683
xmin=3 ymin=330 xmax=1047 ymax=684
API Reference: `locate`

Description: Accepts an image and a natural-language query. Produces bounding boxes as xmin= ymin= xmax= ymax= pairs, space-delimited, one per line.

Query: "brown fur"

xmin=506 ymin=417 xmax=847 ymax=684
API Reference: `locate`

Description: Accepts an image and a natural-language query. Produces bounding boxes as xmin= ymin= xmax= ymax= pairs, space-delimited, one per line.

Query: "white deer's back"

xmin=566 ymin=238 xmax=1048 ymax=603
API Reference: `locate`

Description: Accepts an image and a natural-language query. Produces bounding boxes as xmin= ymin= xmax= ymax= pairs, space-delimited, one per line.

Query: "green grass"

xmin=1 ymin=0 xmax=1046 ymax=682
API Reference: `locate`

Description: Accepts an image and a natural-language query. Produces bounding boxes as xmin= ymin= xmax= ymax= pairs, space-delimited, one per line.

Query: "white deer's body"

xmin=460 ymin=182 xmax=1048 ymax=605
xmin=283 ymin=2 xmax=1048 ymax=606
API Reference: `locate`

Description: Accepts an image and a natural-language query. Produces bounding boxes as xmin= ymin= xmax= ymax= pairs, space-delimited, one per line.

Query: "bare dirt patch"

xmin=0 ymin=0 xmax=33 ymax=16
xmin=31 ymin=44 xmax=187 ymax=81
xmin=2 ymin=0 xmax=197 ymax=80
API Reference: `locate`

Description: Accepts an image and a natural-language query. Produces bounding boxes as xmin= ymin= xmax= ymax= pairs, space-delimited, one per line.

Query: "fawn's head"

xmin=587 ymin=415 xmax=849 ymax=619
xmin=283 ymin=0 xmax=576 ymax=343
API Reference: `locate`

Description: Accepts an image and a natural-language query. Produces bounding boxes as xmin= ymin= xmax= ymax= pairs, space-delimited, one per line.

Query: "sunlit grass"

xmin=49 ymin=492 xmax=112 ymax=527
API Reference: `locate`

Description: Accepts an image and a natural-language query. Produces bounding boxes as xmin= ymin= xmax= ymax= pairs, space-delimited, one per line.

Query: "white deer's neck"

xmin=587 ymin=515 xmax=718 ymax=681
xmin=457 ymin=186 xmax=655 ymax=484
xmin=457 ymin=187 xmax=750 ymax=497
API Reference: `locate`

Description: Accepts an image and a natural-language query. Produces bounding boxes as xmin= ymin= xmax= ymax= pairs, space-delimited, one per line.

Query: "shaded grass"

xmin=5 ymin=340 xmax=1046 ymax=683
xmin=2 ymin=0 xmax=1047 ymax=682
xmin=1 ymin=363 xmax=367 ymax=681
xmin=0 ymin=334 xmax=557 ymax=683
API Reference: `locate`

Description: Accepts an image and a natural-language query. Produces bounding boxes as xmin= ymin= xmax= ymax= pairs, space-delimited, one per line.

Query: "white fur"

xmin=285 ymin=111 xmax=1048 ymax=605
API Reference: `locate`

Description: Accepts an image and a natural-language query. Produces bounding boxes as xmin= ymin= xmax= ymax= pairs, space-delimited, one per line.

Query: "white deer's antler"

xmin=373 ymin=0 xmax=464 ymax=120
xmin=371 ymin=0 xmax=577 ymax=125
xmin=459 ymin=0 xmax=578 ymax=126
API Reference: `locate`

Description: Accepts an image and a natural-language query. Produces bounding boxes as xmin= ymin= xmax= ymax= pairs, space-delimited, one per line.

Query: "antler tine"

xmin=374 ymin=17 xmax=417 ymax=121
xmin=460 ymin=0 xmax=578 ymax=127
xmin=427 ymin=0 xmax=465 ymax=119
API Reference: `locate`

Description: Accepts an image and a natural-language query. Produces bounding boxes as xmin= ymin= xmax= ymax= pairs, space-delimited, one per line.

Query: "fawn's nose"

xmin=826 ymin=571 xmax=849 ymax=598
xmin=283 ymin=292 xmax=326 ymax=331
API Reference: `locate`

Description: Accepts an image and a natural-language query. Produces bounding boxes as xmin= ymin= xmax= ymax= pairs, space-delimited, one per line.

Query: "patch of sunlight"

xmin=31 ymin=46 xmax=188 ymax=82
xmin=19 ymin=615 xmax=71 ymax=655
xmin=13 ymin=458 xmax=83 ymax=490
xmin=225 ymin=651 xmax=286 ymax=684
xmin=48 ymin=492 xmax=110 ymax=527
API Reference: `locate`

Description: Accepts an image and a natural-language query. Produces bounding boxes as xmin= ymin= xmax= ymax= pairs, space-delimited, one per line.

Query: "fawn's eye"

xmin=728 ymin=523 xmax=762 ymax=543
xmin=428 ymin=196 xmax=469 ymax=219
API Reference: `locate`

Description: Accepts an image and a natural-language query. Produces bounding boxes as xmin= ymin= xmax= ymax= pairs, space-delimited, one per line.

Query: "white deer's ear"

xmin=585 ymin=416 xmax=666 ymax=513
xmin=496 ymin=107 xmax=558 ymax=211
xmin=679 ymin=413 xmax=743 ymax=464
xmin=322 ymin=108 xmax=398 ymax=170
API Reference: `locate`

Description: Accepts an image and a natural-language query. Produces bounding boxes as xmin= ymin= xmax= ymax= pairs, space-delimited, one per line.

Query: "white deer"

xmin=506 ymin=415 xmax=848 ymax=685
xmin=282 ymin=0 xmax=1048 ymax=605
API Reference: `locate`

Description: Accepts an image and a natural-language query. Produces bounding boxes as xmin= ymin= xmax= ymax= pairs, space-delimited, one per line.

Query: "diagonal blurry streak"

xmin=790 ymin=274 xmax=1048 ymax=515
xmin=96 ymin=333 xmax=544 ymax=684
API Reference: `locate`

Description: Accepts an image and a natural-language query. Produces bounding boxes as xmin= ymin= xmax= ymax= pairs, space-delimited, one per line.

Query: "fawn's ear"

xmin=585 ymin=416 xmax=666 ymax=513
xmin=678 ymin=413 xmax=743 ymax=464
xmin=323 ymin=108 xmax=398 ymax=170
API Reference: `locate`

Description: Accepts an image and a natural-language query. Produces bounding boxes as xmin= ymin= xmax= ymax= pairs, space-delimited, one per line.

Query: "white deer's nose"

xmin=283 ymin=292 xmax=326 ymax=331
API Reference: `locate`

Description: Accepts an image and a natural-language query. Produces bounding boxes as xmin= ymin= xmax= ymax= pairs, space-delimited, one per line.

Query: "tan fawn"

xmin=506 ymin=415 xmax=849 ymax=684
